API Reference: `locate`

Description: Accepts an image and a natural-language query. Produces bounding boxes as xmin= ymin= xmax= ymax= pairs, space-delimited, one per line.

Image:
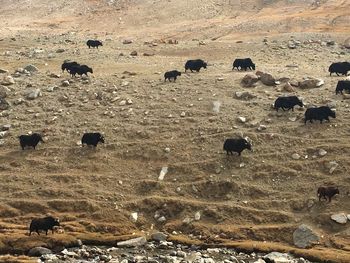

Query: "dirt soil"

xmin=0 ymin=0 xmax=350 ymax=262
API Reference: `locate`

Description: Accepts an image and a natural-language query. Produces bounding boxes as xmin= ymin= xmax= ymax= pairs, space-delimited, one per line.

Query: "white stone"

xmin=119 ymin=100 xmax=126 ymax=106
xmin=194 ymin=211 xmax=201 ymax=221
xmin=158 ymin=167 xmax=168 ymax=180
xmin=117 ymin=236 xmax=147 ymax=247
xmin=292 ymin=153 xmax=300 ymax=160
xmin=130 ymin=212 xmax=138 ymax=223
xmin=318 ymin=149 xmax=327 ymax=156
xmin=331 ymin=213 xmax=348 ymax=224
xmin=237 ymin=116 xmax=246 ymax=123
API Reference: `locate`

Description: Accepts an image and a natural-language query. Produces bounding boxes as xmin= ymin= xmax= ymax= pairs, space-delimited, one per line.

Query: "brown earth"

xmin=0 ymin=0 xmax=350 ymax=262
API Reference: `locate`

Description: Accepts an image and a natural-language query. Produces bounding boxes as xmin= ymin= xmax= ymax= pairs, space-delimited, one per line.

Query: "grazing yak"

xmin=82 ymin=132 xmax=105 ymax=147
xmin=335 ymin=80 xmax=350 ymax=94
xmin=19 ymin=133 xmax=44 ymax=150
xmin=329 ymin=62 xmax=350 ymax=76
xmin=274 ymin=96 xmax=303 ymax=111
xmin=317 ymin=186 xmax=339 ymax=202
xmin=61 ymin=61 xmax=80 ymax=73
xmin=223 ymin=138 xmax=252 ymax=156
xmin=232 ymin=58 xmax=255 ymax=71
xmin=164 ymin=70 xmax=182 ymax=82
xmin=69 ymin=65 xmax=93 ymax=77
xmin=86 ymin=40 xmax=103 ymax=49
xmin=185 ymin=59 xmax=207 ymax=72
xmin=29 ymin=216 xmax=60 ymax=236
xmin=304 ymin=106 xmax=336 ymax=124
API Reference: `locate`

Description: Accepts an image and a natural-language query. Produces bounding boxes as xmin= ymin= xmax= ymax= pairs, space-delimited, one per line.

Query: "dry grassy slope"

xmin=0 ymin=0 xmax=350 ymax=261
xmin=1 ymin=0 xmax=349 ymax=39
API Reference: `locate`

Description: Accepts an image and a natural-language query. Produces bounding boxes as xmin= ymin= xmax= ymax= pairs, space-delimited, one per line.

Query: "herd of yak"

xmin=17 ymin=39 xmax=349 ymax=236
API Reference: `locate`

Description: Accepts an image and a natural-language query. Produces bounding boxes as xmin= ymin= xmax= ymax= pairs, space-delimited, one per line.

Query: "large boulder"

xmin=299 ymin=78 xmax=324 ymax=89
xmin=293 ymin=224 xmax=320 ymax=248
xmin=28 ymin=247 xmax=53 ymax=257
xmin=241 ymin=73 xmax=259 ymax=87
xmin=24 ymin=64 xmax=39 ymax=73
xmin=260 ymin=73 xmax=276 ymax=86
xmin=331 ymin=213 xmax=348 ymax=224
xmin=151 ymin=232 xmax=168 ymax=242
xmin=117 ymin=236 xmax=147 ymax=247
xmin=1 ymin=75 xmax=15 ymax=86
xmin=344 ymin=37 xmax=350 ymax=49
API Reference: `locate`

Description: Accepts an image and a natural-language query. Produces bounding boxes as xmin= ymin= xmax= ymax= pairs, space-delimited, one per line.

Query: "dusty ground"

xmin=0 ymin=0 xmax=350 ymax=262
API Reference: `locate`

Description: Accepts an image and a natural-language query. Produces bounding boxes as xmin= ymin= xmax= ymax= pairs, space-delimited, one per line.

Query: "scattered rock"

xmin=292 ymin=153 xmax=300 ymax=160
xmin=260 ymin=73 xmax=276 ymax=86
xmin=263 ymin=252 xmax=294 ymax=263
xmin=331 ymin=213 xmax=348 ymax=224
xmin=0 ymin=69 xmax=8 ymax=74
xmin=299 ymin=78 xmax=324 ymax=89
xmin=344 ymin=37 xmax=350 ymax=49
xmin=237 ymin=116 xmax=246 ymax=123
xmin=0 ymin=97 xmax=10 ymax=110
xmin=143 ymin=53 xmax=154 ymax=56
xmin=28 ymin=247 xmax=53 ymax=257
xmin=283 ymin=82 xmax=295 ymax=92
xmin=130 ymin=212 xmax=138 ymax=223
xmin=25 ymin=88 xmax=42 ymax=100
xmin=318 ymin=149 xmax=327 ymax=156
xmin=241 ymin=73 xmax=259 ymax=87
xmin=151 ymin=232 xmax=168 ymax=242
xmin=24 ymin=64 xmax=39 ymax=73
xmin=123 ymin=39 xmax=133 ymax=44
xmin=117 ymin=236 xmax=147 ymax=247
xmin=130 ymin=51 xmax=138 ymax=56
xmin=61 ymin=80 xmax=70 ymax=87
xmin=1 ymin=75 xmax=15 ymax=86
xmin=194 ymin=211 xmax=201 ymax=221
xmin=235 ymin=91 xmax=256 ymax=100
xmin=158 ymin=167 xmax=168 ymax=180
xmin=293 ymin=224 xmax=320 ymax=248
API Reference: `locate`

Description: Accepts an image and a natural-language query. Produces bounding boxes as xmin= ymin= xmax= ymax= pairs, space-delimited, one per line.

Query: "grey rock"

xmin=117 ymin=236 xmax=147 ymax=247
xmin=1 ymin=75 xmax=15 ymax=85
xmin=293 ymin=224 xmax=319 ymax=248
xmin=344 ymin=37 xmax=350 ymax=49
xmin=151 ymin=232 xmax=168 ymax=242
xmin=241 ymin=73 xmax=259 ymax=87
xmin=28 ymin=247 xmax=53 ymax=257
xmin=0 ymin=69 xmax=8 ymax=74
xmin=260 ymin=73 xmax=276 ymax=86
xmin=331 ymin=213 xmax=348 ymax=224
xmin=24 ymin=64 xmax=39 ymax=73
xmin=299 ymin=78 xmax=324 ymax=89
xmin=25 ymin=88 xmax=42 ymax=100
xmin=263 ymin=252 xmax=293 ymax=263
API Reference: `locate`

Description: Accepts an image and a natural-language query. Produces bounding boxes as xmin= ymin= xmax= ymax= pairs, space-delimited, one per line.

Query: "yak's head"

xmin=32 ymin=133 xmax=44 ymax=142
xmin=176 ymin=71 xmax=182 ymax=76
xmin=98 ymin=41 xmax=103 ymax=46
xmin=99 ymin=134 xmax=105 ymax=144
xmin=243 ymin=137 xmax=252 ymax=151
xmin=53 ymin=218 xmax=60 ymax=227
xmin=203 ymin=62 xmax=207 ymax=69
xmin=334 ymin=188 xmax=340 ymax=195
xmin=296 ymin=98 xmax=304 ymax=107
xmin=328 ymin=108 xmax=336 ymax=118
xmin=87 ymin=67 xmax=93 ymax=74
xmin=251 ymin=63 xmax=256 ymax=70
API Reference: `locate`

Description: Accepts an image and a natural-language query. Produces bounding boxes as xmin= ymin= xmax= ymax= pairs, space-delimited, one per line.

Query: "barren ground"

xmin=0 ymin=0 xmax=350 ymax=262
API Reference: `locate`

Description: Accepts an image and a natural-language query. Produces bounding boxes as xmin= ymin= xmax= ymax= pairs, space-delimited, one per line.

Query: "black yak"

xmin=304 ymin=106 xmax=336 ymax=124
xmin=223 ymin=138 xmax=252 ymax=156
xmin=61 ymin=61 xmax=79 ymax=73
xmin=185 ymin=59 xmax=207 ymax=72
xmin=19 ymin=133 xmax=44 ymax=150
xmin=329 ymin=62 xmax=350 ymax=76
xmin=81 ymin=132 xmax=105 ymax=147
xmin=29 ymin=216 xmax=60 ymax=236
xmin=164 ymin=70 xmax=182 ymax=82
xmin=69 ymin=65 xmax=93 ymax=77
xmin=86 ymin=40 xmax=103 ymax=49
xmin=274 ymin=96 xmax=303 ymax=111
xmin=232 ymin=58 xmax=255 ymax=71
xmin=317 ymin=186 xmax=339 ymax=202
xmin=335 ymin=80 xmax=350 ymax=94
